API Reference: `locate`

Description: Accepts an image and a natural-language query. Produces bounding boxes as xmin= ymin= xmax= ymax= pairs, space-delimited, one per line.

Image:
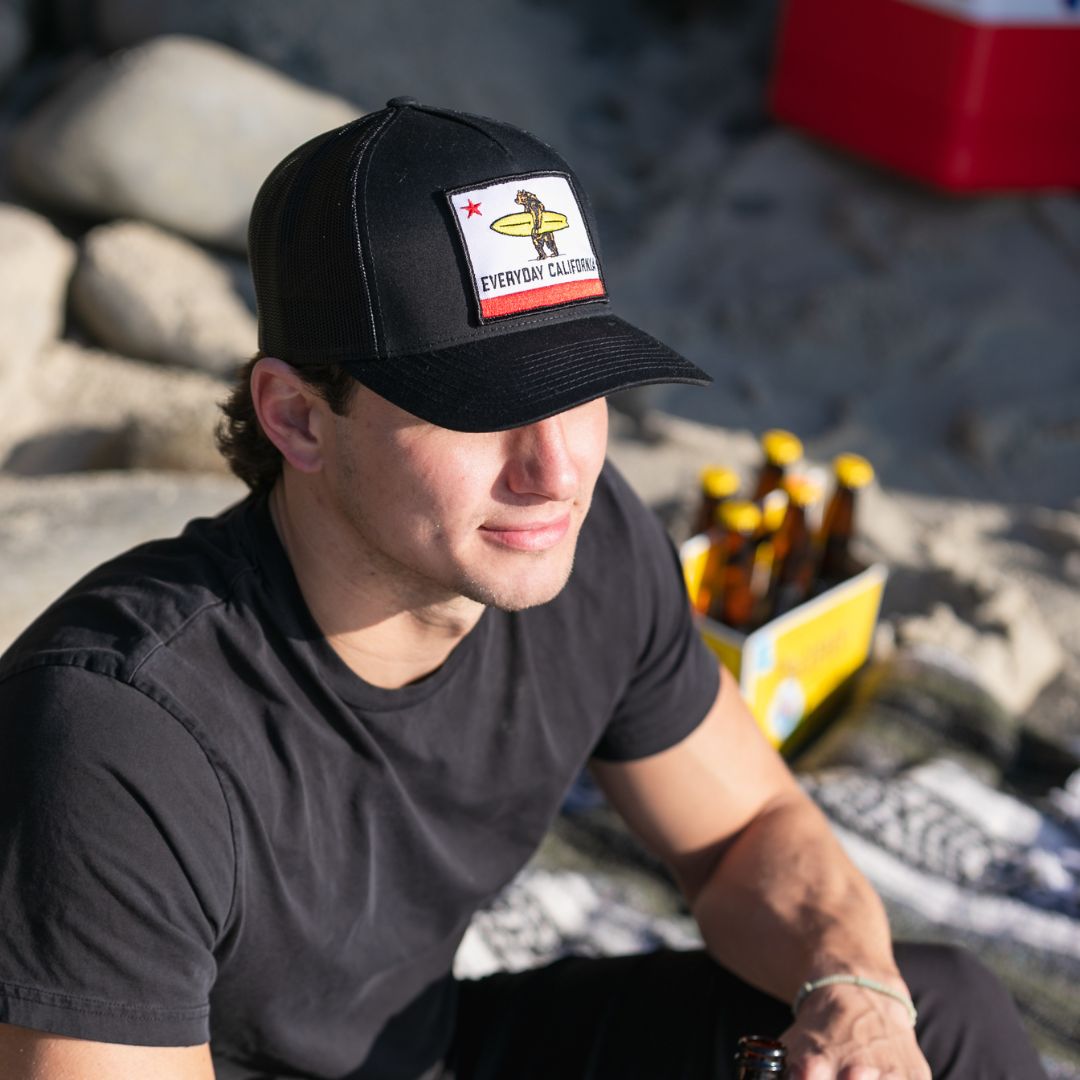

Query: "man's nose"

xmin=504 ymin=415 xmax=580 ymax=501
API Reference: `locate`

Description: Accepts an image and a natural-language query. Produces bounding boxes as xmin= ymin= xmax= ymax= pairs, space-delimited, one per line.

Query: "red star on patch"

xmin=461 ymin=199 xmax=482 ymax=218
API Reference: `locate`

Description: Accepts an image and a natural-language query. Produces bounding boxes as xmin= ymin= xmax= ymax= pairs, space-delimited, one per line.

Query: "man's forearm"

xmin=687 ymin=787 xmax=906 ymax=1006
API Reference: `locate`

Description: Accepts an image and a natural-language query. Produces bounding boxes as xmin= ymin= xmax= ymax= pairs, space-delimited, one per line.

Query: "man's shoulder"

xmin=0 ymin=496 xmax=261 ymax=687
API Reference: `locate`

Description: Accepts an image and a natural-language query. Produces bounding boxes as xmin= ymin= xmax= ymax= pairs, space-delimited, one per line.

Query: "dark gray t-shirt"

xmin=0 ymin=461 xmax=719 ymax=1079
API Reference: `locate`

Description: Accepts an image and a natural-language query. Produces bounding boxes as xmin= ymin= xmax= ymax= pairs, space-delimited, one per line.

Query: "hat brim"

xmin=341 ymin=314 xmax=711 ymax=432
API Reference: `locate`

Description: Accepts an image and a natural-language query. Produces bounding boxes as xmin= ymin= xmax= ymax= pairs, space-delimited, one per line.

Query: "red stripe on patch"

xmin=480 ymin=279 xmax=605 ymax=319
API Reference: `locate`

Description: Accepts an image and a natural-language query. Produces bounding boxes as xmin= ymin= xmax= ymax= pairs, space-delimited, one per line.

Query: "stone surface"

xmin=0 ymin=203 xmax=76 ymax=379
xmin=0 ymin=0 xmax=28 ymax=89
xmin=892 ymin=591 xmax=1062 ymax=719
xmin=1032 ymin=194 xmax=1080 ymax=268
xmin=87 ymin=0 xmax=591 ymax=155
xmin=11 ymin=35 xmax=358 ymax=251
xmin=873 ymin=497 xmax=1068 ymax=716
xmin=1 ymin=340 xmax=229 ymax=475
xmin=71 ymin=219 xmax=256 ymax=376
xmin=0 ymin=471 xmax=244 ymax=652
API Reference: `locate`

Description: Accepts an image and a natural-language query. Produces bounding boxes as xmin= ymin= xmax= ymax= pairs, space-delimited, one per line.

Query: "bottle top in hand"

xmin=735 ymin=1034 xmax=787 ymax=1077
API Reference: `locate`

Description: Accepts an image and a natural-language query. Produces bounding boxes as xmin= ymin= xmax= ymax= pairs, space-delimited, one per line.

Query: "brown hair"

xmin=216 ymin=354 xmax=359 ymax=495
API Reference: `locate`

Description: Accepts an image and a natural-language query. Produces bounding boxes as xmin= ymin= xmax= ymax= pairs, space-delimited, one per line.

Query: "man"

xmin=0 ymin=98 xmax=1046 ymax=1079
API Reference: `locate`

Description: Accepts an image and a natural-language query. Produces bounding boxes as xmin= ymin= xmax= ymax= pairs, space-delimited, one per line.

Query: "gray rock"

xmin=0 ymin=471 xmax=244 ymax=652
xmin=891 ymin=555 xmax=1064 ymax=717
xmin=72 ymin=219 xmax=256 ymax=376
xmin=1 ymin=341 xmax=230 ymax=475
xmin=0 ymin=203 xmax=76 ymax=379
xmin=1031 ymin=194 xmax=1080 ymax=268
xmin=0 ymin=1 xmax=28 ymax=88
xmin=87 ymin=0 xmax=589 ymax=154
xmin=11 ymin=35 xmax=358 ymax=251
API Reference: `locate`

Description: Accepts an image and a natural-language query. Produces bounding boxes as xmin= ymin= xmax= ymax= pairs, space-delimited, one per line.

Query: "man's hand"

xmin=780 ymin=982 xmax=930 ymax=1080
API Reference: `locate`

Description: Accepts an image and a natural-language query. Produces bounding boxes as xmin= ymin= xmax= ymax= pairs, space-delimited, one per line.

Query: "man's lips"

xmin=479 ymin=513 xmax=572 ymax=552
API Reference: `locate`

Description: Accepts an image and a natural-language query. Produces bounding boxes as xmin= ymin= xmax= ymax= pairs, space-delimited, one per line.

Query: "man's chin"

xmin=460 ymin=559 xmax=576 ymax=613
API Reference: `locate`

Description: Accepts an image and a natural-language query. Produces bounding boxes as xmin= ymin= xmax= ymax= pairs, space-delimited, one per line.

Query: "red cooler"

xmin=769 ymin=0 xmax=1080 ymax=191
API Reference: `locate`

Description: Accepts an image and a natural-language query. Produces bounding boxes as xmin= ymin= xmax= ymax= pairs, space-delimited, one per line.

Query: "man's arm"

xmin=590 ymin=664 xmax=929 ymax=1078
xmin=0 ymin=1024 xmax=214 ymax=1080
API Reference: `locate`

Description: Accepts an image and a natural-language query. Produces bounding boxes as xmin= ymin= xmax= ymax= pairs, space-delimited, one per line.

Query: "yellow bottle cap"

xmin=700 ymin=465 xmax=740 ymax=500
xmin=761 ymin=429 xmax=803 ymax=467
xmin=834 ymin=453 xmax=874 ymax=489
xmin=782 ymin=475 xmax=821 ymax=507
xmin=761 ymin=488 xmax=789 ymax=532
xmin=718 ymin=499 xmax=762 ymax=535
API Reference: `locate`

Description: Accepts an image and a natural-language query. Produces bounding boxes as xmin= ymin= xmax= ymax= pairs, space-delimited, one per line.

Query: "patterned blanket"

xmin=455 ymin=658 xmax=1080 ymax=1077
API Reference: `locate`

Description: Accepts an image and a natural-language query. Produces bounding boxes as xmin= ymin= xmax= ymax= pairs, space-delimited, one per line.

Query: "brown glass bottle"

xmin=691 ymin=465 xmax=740 ymax=537
xmin=751 ymin=429 xmax=804 ymax=502
xmin=766 ymin=477 xmax=819 ymax=619
xmin=694 ymin=500 xmax=762 ymax=632
xmin=818 ymin=453 xmax=874 ymax=585
xmin=735 ymin=1035 xmax=787 ymax=1078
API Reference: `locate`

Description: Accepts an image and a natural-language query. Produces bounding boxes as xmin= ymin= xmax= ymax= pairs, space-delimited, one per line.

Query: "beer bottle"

xmin=694 ymin=500 xmax=762 ymax=632
xmin=749 ymin=486 xmax=790 ymax=611
xmin=691 ymin=465 xmax=740 ymax=537
xmin=818 ymin=453 xmax=874 ymax=585
xmin=735 ymin=1035 xmax=787 ymax=1078
xmin=767 ymin=476 xmax=819 ymax=619
xmin=752 ymin=429 xmax=804 ymax=502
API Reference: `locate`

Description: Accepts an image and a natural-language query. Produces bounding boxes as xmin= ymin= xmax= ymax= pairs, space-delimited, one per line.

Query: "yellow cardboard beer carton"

xmin=681 ymin=534 xmax=887 ymax=753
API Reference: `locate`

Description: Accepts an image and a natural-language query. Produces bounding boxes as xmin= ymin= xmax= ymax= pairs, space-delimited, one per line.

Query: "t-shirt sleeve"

xmin=590 ymin=467 xmax=721 ymax=762
xmin=0 ymin=664 xmax=234 ymax=1046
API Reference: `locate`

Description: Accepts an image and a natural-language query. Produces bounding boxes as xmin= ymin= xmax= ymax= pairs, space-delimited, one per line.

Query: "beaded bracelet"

xmin=792 ymin=974 xmax=918 ymax=1028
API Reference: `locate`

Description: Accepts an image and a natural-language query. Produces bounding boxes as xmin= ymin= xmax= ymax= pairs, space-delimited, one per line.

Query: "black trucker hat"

xmin=249 ymin=96 xmax=710 ymax=432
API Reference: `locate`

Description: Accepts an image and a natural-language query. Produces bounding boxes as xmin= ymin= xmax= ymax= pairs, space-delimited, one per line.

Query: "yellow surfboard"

xmin=490 ymin=211 xmax=569 ymax=237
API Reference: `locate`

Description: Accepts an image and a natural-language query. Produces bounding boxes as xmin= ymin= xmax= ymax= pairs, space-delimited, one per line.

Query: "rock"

xmin=1032 ymin=194 xmax=1080 ymax=268
xmin=1 ymin=341 xmax=230 ymax=474
xmin=0 ymin=203 xmax=76 ymax=379
xmin=87 ymin=0 xmax=588 ymax=154
xmin=795 ymin=650 xmax=1019 ymax=779
xmin=891 ymin=562 xmax=1064 ymax=717
xmin=11 ymin=35 xmax=359 ymax=251
xmin=720 ymin=129 xmax=864 ymax=217
xmin=0 ymin=1 xmax=28 ymax=88
xmin=71 ymin=220 xmax=257 ymax=376
xmin=0 ymin=470 xmax=245 ymax=653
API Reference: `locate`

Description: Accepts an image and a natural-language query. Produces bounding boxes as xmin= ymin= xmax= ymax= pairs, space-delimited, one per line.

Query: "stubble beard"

xmin=454 ymin=546 xmax=579 ymax=613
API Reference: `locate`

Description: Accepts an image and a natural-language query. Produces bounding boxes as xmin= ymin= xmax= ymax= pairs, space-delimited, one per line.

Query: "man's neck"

xmin=268 ymin=480 xmax=485 ymax=690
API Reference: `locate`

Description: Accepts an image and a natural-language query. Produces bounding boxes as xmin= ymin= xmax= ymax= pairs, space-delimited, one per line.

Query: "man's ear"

xmin=250 ymin=357 xmax=329 ymax=474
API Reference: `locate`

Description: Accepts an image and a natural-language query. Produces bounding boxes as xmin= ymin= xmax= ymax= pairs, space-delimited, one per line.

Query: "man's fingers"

xmin=790 ymin=1056 xmax=838 ymax=1080
xmin=839 ymin=1066 xmax=884 ymax=1080
xmin=792 ymin=1056 xmax=888 ymax=1080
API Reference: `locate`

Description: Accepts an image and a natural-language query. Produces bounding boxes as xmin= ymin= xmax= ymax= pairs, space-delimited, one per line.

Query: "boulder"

xmin=0 ymin=471 xmax=245 ymax=652
xmin=86 ymin=0 xmax=586 ymax=152
xmin=11 ymin=35 xmax=359 ymax=251
xmin=891 ymin=561 xmax=1064 ymax=717
xmin=72 ymin=219 xmax=256 ymax=376
xmin=0 ymin=0 xmax=28 ymax=89
xmin=1 ymin=340 xmax=230 ymax=475
xmin=1033 ymin=194 xmax=1080 ymax=266
xmin=0 ymin=203 xmax=76 ymax=380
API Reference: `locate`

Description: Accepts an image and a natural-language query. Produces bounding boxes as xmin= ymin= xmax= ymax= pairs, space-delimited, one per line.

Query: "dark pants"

xmin=448 ymin=944 xmax=1048 ymax=1079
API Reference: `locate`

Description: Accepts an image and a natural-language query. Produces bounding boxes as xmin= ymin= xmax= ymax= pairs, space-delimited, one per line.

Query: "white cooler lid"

xmin=903 ymin=0 xmax=1080 ymax=24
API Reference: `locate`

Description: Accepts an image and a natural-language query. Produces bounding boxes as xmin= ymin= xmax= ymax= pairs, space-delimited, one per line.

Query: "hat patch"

xmin=447 ymin=172 xmax=606 ymax=322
